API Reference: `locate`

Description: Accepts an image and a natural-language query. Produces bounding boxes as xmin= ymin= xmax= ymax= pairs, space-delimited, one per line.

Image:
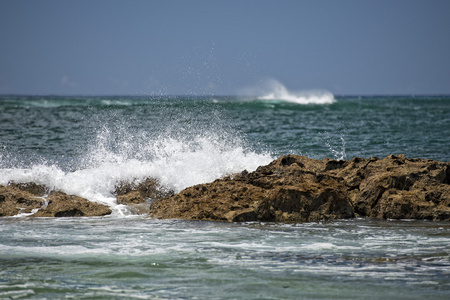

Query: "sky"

xmin=1 ymin=0 xmax=450 ymax=96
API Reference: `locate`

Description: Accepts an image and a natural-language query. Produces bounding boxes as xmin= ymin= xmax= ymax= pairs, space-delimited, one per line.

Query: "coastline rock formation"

xmin=0 ymin=183 xmax=112 ymax=217
xmin=114 ymin=177 xmax=174 ymax=205
xmin=114 ymin=177 xmax=175 ymax=214
xmin=1 ymin=154 xmax=449 ymax=222
xmin=150 ymin=154 xmax=450 ymax=222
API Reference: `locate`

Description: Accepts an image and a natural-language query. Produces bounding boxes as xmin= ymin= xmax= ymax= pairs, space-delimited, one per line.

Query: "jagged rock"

xmin=8 ymin=181 xmax=49 ymax=196
xmin=114 ymin=177 xmax=174 ymax=214
xmin=2 ymin=155 xmax=449 ymax=221
xmin=150 ymin=154 xmax=450 ymax=222
xmin=0 ymin=184 xmax=112 ymax=217
xmin=32 ymin=191 xmax=112 ymax=217
xmin=0 ymin=185 xmax=44 ymax=216
xmin=331 ymin=154 xmax=450 ymax=220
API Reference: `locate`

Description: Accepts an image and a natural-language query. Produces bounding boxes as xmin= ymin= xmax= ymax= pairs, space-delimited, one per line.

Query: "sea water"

xmin=1 ymin=217 xmax=449 ymax=299
xmin=1 ymin=85 xmax=450 ymax=298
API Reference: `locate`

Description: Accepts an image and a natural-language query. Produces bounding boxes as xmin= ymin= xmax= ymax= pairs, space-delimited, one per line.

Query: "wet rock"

xmin=8 ymin=181 xmax=49 ymax=196
xmin=0 ymin=185 xmax=112 ymax=217
xmin=31 ymin=191 xmax=112 ymax=217
xmin=114 ymin=177 xmax=174 ymax=214
xmin=150 ymin=154 xmax=450 ymax=222
xmin=0 ymin=185 xmax=44 ymax=216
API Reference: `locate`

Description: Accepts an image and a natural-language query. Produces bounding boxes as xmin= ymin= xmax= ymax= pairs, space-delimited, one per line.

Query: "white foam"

xmin=0 ymin=244 xmax=110 ymax=257
xmin=249 ymin=79 xmax=336 ymax=105
xmin=0 ymin=133 xmax=273 ymax=215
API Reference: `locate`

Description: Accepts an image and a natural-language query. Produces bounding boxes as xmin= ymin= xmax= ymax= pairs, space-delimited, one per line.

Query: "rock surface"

xmin=114 ymin=177 xmax=174 ymax=205
xmin=114 ymin=177 xmax=175 ymax=214
xmin=2 ymin=155 xmax=449 ymax=221
xmin=150 ymin=154 xmax=450 ymax=222
xmin=0 ymin=183 xmax=112 ymax=217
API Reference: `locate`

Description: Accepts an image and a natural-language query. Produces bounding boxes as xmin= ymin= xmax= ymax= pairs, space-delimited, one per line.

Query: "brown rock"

xmin=150 ymin=155 xmax=355 ymax=222
xmin=0 ymin=184 xmax=112 ymax=217
xmin=31 ymin=191 xmax=112 ymax=217
xmin=117 ymin=190 xmax=143 ymax=205
xmin=0 ymin=185 xmax=44 ymax=216
xmin=330 ymin=154 xmax=450 ymax=220
xmin=150 ymin=154 xmax=450 ymax=223
xmin=7 ymin=181 xmax=49 ymax=196
xmin=114 ymin=177 xmax=174 ymax=214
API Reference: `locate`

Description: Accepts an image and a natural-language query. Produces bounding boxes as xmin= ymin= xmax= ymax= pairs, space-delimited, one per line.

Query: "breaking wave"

xmin=0 ymin=122 xmax=273 ymax=216
xmin=247 ymin=79 xmax=336 ymax=105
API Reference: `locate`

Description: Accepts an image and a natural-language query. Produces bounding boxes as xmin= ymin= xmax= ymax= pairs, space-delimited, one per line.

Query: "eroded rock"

xmin=0 ymin=184 xmax=44 ymax=216
xmin=114 ymin=177 xmax=175 ymax=214
xmin=150 ymin=154 xmax=450 ymax=222
xmin=0 ymin=184 xmax=112 ymax=217
xmin=2 ymin=155 xmax=449 ymax=222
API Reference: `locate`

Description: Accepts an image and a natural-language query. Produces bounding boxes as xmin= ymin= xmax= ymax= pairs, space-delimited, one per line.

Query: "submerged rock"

xmin=0 ymin=183 xmax=112 ymax=217
xmin=150 ymin=154 xmax=450 ymax=222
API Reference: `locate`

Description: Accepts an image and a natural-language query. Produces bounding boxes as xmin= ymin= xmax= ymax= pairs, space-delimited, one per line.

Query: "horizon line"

xmin=1 ymin=93 xmax=450 ymax=98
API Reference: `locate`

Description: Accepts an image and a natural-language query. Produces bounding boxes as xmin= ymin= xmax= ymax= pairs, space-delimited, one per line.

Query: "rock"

xmin=0 ymin=185 xmax=44 ymax=216
xmin=8 ymin=181 xmax=49 ymax=196
xmin=0 ymin=184 xmax=112 ymax=217
xmin=2 ymin=155 xmax=449 ymax=222
xmin=332 ymin=154 xmax=450 ymax=220
xmin=32 ymin=191 xmax=112 ymax=217
xmin=150 ymin=154 xmax=450 ymax=222
xmin=114 ymin=177 xmax=175 ymax=214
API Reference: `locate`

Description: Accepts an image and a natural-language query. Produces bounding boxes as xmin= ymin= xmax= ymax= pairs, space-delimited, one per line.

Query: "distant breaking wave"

xmin=246 ymin=79 xmax=336 ymax=105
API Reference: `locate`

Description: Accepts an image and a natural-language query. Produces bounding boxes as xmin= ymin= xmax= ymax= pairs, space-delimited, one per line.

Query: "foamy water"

xmin=249 ymin=79 xmax=336 ymax=104
xmin=0 ymin=130 xmax=273 ymax=215
xmin=1 ymin=217 xmax=448 ymax=299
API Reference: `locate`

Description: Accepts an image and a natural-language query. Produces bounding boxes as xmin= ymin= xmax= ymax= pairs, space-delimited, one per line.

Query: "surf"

xmin=243 ymin=79 xmax=336 ymax=105
xmin=0 ymin=124 xmax=273 ymax=216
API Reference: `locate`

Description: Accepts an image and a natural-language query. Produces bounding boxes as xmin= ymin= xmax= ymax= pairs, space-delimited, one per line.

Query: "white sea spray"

xmin=242 ymin=78 xmax=336 ymax=104
xmin=0 ymin=115 xmax=273 ymax=214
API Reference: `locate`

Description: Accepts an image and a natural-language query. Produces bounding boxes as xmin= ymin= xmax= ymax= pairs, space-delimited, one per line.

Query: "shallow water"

xmin=1 ymin=217 xmax=449 ymax=299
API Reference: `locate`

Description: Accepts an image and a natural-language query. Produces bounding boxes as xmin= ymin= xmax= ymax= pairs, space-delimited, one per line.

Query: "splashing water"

xmin=324 ymin=133 xmax=347 ymax=160
xmin=256 ymin=79 xmax=336 ymax=105
xmin=0 ymin=114 xmax=273 ymax=215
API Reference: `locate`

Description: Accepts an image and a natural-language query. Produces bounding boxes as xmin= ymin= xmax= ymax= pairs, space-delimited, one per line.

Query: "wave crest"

xmin=247 ymin=79 xmax=336 ymax=105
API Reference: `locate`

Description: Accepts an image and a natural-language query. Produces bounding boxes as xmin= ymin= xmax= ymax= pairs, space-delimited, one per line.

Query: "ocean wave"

xmin=0 ymin=131 xmax=273 ymax=216
xmin=0 ymin=96 xmax=158 ymax=108
xmin=243 ymin=79 xmax=336 ymax=105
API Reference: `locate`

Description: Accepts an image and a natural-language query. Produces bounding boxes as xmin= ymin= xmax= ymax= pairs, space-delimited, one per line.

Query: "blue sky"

xmin=1 ymin=0 xmax=449 ymax=96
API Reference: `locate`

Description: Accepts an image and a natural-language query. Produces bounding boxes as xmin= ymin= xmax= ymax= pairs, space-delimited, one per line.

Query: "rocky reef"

xmin=114 ymin=177 xmax=174 ymax=214
xmin=1 ymin=154 xmax=449 ymax=222
xmin=0 ymin=182 xmax=111 ymax=217
xmin=150 ymin=154 xmax=450 ymax=222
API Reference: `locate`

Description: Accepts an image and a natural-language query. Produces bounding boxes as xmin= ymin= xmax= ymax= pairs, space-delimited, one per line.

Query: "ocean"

xmin=1 ymin=87 xmax=449 ymax=299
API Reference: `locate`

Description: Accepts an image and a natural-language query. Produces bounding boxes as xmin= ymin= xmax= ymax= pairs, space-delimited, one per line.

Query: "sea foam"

xmin=0 ymin=126 xmax=273 ymax=216
xmin=247 ymin=79 xmax=336 ymax=105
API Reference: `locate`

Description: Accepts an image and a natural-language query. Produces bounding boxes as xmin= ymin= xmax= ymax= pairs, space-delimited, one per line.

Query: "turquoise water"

xmin=1 ymin=93 xmax=450 ymax=298
xmin=1 ymin=95 xmax=449 ymax=169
